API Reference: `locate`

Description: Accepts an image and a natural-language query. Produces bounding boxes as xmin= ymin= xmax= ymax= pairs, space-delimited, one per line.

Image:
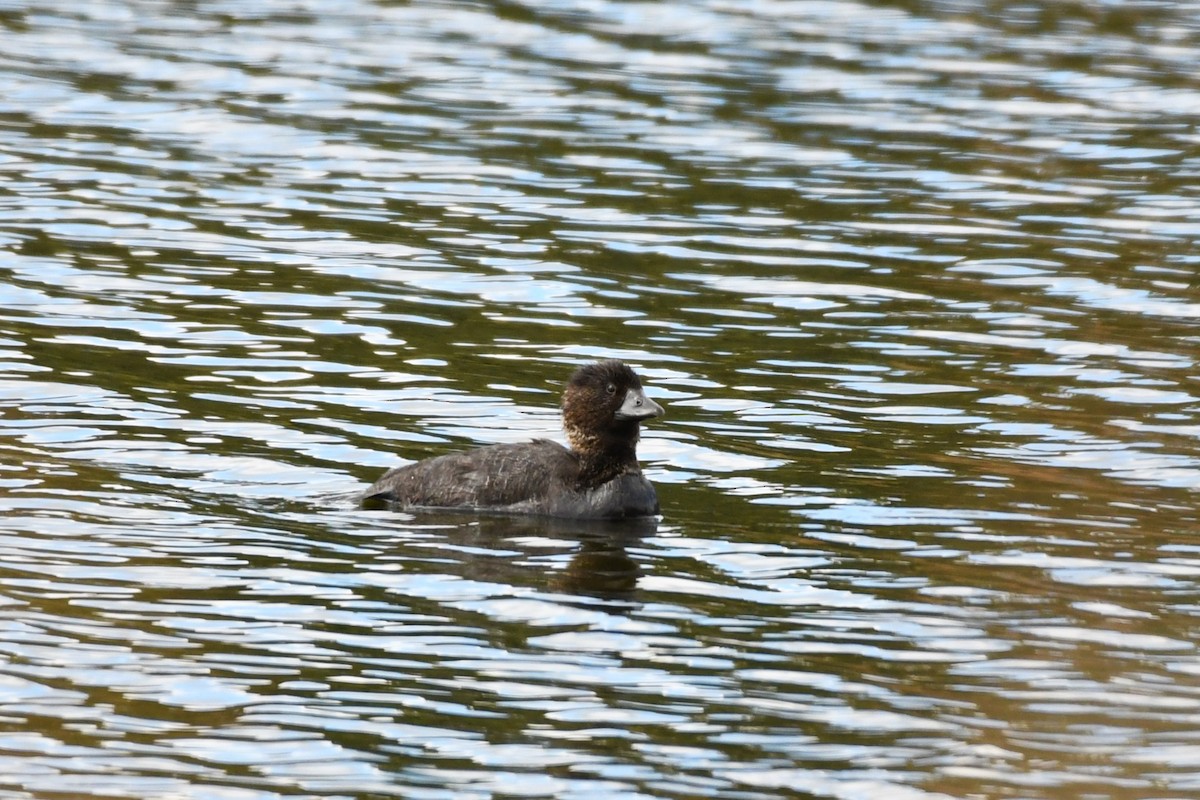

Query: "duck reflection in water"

xmin=402 ymin=513 xmax=657 ymax=606
xmin=362 ymin=360 xmax=663 ymax=520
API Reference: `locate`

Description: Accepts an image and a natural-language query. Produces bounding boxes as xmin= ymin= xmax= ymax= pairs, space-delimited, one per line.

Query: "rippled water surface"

xmin=2 ymin=1 xmax=1200 ymax=797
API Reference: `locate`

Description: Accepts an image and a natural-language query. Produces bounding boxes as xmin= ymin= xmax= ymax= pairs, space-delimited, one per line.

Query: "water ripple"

xmin=1 ymin=0 xmax=1199 ymax=798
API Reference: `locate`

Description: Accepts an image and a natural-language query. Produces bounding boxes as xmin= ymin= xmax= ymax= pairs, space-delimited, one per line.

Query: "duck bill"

xmin=615 ymin=387 xmax=663 ymax=422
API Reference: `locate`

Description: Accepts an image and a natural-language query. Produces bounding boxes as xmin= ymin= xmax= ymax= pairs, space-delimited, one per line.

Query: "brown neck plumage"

xmin=565 ymin=421 xmax=642 ymax=489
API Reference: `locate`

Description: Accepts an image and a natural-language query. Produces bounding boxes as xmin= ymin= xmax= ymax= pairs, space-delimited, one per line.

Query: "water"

xmin=1 ymin=0 xmax=1199 ymax=797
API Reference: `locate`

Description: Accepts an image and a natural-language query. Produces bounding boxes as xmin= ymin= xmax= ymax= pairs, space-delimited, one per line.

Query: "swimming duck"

xmin=361 ymin=360 xmax=663 ymax=519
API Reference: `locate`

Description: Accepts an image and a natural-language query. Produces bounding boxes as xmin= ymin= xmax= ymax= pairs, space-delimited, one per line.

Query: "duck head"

xmin=562 ymin=360 xmax=663 ymax=456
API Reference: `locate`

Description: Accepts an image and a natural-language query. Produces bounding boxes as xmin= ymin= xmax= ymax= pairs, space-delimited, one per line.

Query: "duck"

xmin=360 ymin=360 xmax=663 ymax=519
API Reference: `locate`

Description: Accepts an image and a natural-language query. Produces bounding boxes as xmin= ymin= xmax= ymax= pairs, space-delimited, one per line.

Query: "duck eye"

xmin=605 ymin=383 xmax=616 ymax=395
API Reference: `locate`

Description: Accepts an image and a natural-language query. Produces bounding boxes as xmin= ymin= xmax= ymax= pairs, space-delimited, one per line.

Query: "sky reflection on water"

xmin=0 ymin=0 xmax=1199 ymax=798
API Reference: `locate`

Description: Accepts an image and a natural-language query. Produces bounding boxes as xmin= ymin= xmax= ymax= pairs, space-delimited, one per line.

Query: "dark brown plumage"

xmin=361 ymin=360 xmax=663 ymax=519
